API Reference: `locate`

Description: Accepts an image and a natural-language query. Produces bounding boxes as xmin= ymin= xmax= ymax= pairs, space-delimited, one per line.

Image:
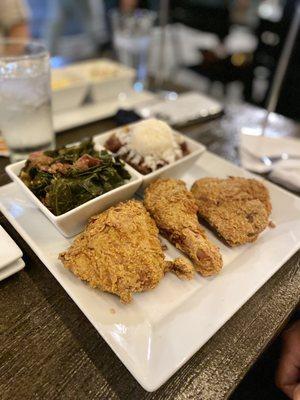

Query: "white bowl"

xmin=90 ymin=72 xmax=134 ymax=103
xmin=67 ymin=59 xmax=135 ymax=103
xmin=93 ymin=122 xmax=206 ymax=189
xmin=6 ymin=158 xmax=142 ymax=238
xmin=51 ymin=69 xmax=88 ymax=113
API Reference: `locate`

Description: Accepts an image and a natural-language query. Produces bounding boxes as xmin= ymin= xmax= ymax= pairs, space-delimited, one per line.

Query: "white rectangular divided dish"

xmin=90 ymin=73 xmax=135 ymax=103
xmin=93 ymin=124 xmax=206 ymax=189
xmin=6 ymin=160 xmax=142 ymax=238
xmin=1 ymin=151 xmax=300 ymax=391
xmin=67 ymin=59 xmax=135 ymax=103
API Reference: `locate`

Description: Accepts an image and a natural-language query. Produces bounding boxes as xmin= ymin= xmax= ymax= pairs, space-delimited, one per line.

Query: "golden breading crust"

xmin=59 ymin=200 xmax=194 ymax=303
xmin=191 ymin=177 xmax=272 ymax=246
xmin=144 ymin=179 xmax=223 ymax=277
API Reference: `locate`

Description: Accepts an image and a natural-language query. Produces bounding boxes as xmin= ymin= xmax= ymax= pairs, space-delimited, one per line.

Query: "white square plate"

xmin=1 ymin=151 xmax=300 ymax=391
xmin=66 ymin=59 xmax=135 ymax=103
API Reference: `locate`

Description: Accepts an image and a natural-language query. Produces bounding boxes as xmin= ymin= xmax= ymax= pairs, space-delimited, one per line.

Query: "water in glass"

xmin=0 ymin=40 xmax=54 ymax=162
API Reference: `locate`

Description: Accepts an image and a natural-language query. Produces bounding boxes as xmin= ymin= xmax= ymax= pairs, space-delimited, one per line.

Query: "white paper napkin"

xmin=135 ymin=92 xmax=223 ymax=126
xmin=269 ymin=159 xmax=300 ymax=192
xmin=239 ymin=131 xmax=300 ymax=191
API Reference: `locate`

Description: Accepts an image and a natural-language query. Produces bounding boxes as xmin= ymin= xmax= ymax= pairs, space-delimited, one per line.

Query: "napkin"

xmin=269 ymin=159 xmax=300 ymax=192
xmin=240 ymin=131 xmax=300 ymax=191
xmin=134 ymin=92 xmax=223 ymax=127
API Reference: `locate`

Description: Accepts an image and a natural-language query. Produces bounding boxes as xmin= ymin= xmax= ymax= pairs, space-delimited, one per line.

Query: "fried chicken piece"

xmin=59 ymin=200 xmax=194 ymax=303
xmin=144 ymin=179 xmax=223 ymax=276
xmin=191 ymin=177 xmax=272 ymax=247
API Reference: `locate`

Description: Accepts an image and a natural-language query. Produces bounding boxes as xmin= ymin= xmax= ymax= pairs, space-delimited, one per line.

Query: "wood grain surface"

xmin=1 ymin=103 xmax=299 ymax=400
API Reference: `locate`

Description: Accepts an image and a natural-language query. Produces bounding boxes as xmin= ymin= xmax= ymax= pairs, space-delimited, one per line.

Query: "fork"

xmin=241 ymin=147 xmax=300 ymax=167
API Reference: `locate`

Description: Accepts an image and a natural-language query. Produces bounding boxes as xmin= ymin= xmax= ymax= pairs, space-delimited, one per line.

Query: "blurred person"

xmin=44 ymin=0 xmax=143 ymax=56
xmin=44 ymin=0 xmax=95 ymax=55
xmin=120 ymin=0 xmax=138 ymax=12
xmin=105 ymin=0 xmax=158 ymax=12
xmin=276 ymin=319 xmax=300 ymax=399
xmin=0 ymin=0 xmax=30 ymax=39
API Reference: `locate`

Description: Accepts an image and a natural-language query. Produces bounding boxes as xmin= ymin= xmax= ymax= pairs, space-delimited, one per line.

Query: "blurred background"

xmin=1 ymin=0 xmax=299 ymax=121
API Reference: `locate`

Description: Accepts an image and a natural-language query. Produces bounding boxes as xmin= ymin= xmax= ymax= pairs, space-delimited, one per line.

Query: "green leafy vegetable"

xmin=19 ymin=140 xmax=131 ymax=216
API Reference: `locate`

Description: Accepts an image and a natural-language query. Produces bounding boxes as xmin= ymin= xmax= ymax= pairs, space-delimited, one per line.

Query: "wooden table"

xmin=1 ymin=103 xmax=300 ymax=400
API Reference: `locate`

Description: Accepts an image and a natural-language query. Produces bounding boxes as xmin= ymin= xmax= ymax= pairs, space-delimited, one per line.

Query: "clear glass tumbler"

xmin=0 ymin=39 xmax=55 ymax=162
xmin=111 ymin=9 xmax=156 ymax=91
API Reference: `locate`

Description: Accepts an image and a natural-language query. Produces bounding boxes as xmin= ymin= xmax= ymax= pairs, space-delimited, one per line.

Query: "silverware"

xmin=241 ymin=147 xmax=300 ymax=167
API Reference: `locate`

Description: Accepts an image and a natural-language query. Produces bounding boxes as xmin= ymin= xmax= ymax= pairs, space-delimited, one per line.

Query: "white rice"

xmin=114 ymin=119 xmax=185 ymax=172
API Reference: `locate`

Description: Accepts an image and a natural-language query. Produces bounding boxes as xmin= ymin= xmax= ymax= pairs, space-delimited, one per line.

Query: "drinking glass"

xmin=111 ymin=9 xmax=156 ymax=91
xmin=0 ymin=39 xmax=55 ymax=162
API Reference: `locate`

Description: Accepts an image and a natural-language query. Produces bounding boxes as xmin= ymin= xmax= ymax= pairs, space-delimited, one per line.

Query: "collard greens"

xmin=19 ymin=140 xmax=131 ymax=216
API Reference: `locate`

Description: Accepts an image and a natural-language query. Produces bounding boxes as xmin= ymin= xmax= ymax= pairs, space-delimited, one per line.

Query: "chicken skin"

xmin=59 ymin=200 xmax=194 ymax=303
xmin=144 ymin=179 xmax=223 ymax=276
xmin=191 ymin=177 xmax=272 ymax=246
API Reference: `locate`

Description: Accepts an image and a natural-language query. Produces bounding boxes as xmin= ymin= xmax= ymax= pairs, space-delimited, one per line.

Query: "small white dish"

xmin=67 ymin=59 xmax=135 ymax=103
xmin=93 ymin=122 xmax=206 ymax=189
xmin=90 ymin=71 xmax=135 ymax=103
xmin=0 ymin=258 xmax=25 ymax=281
xmin=0 ymin=225 xmax=23 ymax=270
xmin=51 ymin=69 xmax=89 ymax=113
xmin=6 ymin=157 xmax=142 ymax=238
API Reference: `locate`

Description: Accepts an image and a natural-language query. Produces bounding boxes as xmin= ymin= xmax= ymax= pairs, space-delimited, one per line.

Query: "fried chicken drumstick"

xmin=59 ymin=200 xmax=194 ymax=303
xmin=144 ymin=179 xmax=223 ymax=276
xmin=191 ymin=177 xmax=272 ymax=246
